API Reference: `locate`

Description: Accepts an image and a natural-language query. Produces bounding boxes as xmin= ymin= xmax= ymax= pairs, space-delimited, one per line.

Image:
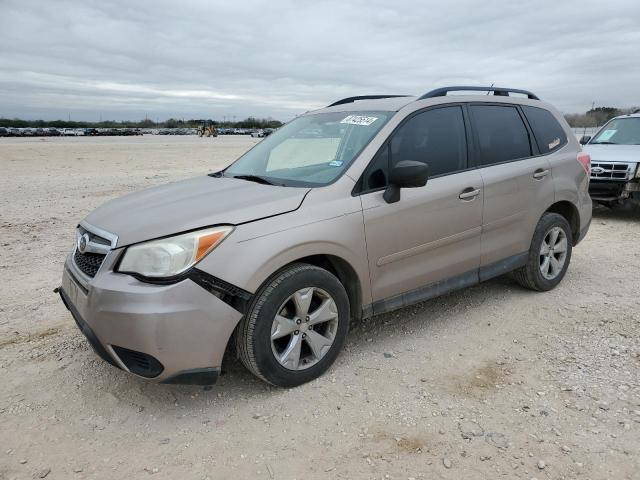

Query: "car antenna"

xmin=486 ymin=83 xmax=494 ymax=95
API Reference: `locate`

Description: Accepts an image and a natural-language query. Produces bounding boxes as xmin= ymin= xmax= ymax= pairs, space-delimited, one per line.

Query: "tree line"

xmin=565 ymin=106 xmax=639 ymax=128
xmin=0 ymin=116 xmax=284 ymax=129
xmin=3 ymin=107 xmax=639 ymax=130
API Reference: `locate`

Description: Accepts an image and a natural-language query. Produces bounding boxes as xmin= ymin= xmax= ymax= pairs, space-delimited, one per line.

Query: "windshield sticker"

xmin=597 ymin=129 xmax=617 ymax=142
xmin=340 ymin=115 xmax=378 ymax=126
xmin=328 ymin=160 xmax=343 ymax=167
xmin=548 ymin=137 xmax=561 ymax=150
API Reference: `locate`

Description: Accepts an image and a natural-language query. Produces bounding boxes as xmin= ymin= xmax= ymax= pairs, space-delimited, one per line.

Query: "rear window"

xmin=470 ymin=105 xmax=532 ymax=165
xmin=522 ymin=106 xmax=567 ymax=154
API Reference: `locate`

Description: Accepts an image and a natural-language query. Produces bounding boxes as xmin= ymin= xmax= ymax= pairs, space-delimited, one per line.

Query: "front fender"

xmin=197 ymin=193 xmax=372 ymax=307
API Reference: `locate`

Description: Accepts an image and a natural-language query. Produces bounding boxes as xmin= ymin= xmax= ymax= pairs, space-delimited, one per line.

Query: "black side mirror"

xmin=383 ymin=160 xmax=429 ymax=204
xmin=579 ymin=135 xmax=591 ymax=145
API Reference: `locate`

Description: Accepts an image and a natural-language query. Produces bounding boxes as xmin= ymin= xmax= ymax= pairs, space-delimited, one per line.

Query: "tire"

xmin=236 ymin=263 xmax=350 ymax=387
xmin=512 ymin=212 xmax=573 ymax=292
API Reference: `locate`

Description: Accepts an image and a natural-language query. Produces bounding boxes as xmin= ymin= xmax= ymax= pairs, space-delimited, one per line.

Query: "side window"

xmin=522 ymin=105 xmax=568 ymax=154
xmin=470 ymin=105 xmax=532 ymax=165
xmin=364 ymin=143 xmax=389 ymax=190
xmin=389 ymin=106 xmax=467 ymax=177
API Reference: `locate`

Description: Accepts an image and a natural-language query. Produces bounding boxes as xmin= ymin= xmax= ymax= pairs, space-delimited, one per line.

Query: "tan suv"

xmin=57 ymin=86 xmax=592 ymax=387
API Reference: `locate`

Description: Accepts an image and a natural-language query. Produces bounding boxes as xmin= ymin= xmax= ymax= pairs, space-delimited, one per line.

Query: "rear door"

xmin=359 ymin=105 xmax=484 ymax=308
xmin=469 ymin=104 xmax=555 ymax=275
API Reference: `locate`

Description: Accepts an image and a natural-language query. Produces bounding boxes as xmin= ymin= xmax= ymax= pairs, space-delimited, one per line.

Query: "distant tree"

xmin=564 ymin=106 xmax=632 ymax=128
xmin=587 ymin=107 xmax=621 ymax=126
xmin=0 ymin=115 xmax=284 ymax=129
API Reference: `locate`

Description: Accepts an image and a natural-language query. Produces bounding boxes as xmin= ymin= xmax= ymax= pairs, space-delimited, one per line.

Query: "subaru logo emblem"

xmin=591 ymin=167 xmax=605 ymax=174
xmin=77 ymin=233 xmax=90 ymax=253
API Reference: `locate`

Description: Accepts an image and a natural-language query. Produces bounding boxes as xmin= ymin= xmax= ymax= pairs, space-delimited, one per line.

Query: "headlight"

xmin=117 ymin=226 xmax=233 ymax=278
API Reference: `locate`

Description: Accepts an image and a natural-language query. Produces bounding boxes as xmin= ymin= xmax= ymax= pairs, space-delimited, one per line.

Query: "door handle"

xmin=459 ymin=187 xmax=480 ymax=200
xmin=533 ymin=168 xmax=549 ymax=180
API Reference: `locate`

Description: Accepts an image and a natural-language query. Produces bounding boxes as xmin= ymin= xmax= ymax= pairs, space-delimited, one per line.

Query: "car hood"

xmin=83 ymin=176 xmax=310 ymax=246
xmin=584 ymin=144 xmax=640 ymax=162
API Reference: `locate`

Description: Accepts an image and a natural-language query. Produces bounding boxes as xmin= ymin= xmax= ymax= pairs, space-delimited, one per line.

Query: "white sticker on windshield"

xmin=597 ymin=129 xmax=617 ymax=142
xmin=340 ymin=115 xmax=378 ymax=126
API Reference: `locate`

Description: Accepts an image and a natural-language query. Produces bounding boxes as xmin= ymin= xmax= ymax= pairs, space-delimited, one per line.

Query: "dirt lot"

xmin=1 ymin=136 xmax=639 ymax=480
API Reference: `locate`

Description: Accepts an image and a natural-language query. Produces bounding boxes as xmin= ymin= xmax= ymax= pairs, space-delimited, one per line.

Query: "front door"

xmin=359 ymin=105 xmax=484 ymax=311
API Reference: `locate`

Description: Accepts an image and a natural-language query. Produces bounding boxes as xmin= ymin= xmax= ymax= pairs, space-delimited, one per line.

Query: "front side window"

xmin=390 ymin=106 xmax=467 ymax=176
xmin=224 ymin=111 xmax=391 ymax=186
xmin=470 ymin=105 xmax=532 ymax=165
xmin=361 ymin=106 xmax=468 ymax=191
xmin=590 ymin=117 xmax=640 ymax=145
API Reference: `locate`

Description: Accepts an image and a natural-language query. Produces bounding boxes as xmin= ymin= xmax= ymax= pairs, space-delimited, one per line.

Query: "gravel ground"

xmin=1 ymin=136 xmax=639 ymax=480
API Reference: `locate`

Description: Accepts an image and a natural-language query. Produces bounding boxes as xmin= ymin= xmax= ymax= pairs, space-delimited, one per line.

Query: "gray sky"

xmin=1 ymin=0 xmax=639 ymax=122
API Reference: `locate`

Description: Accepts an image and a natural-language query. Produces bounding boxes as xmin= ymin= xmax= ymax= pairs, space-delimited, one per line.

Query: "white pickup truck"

xmin=581 ymin=112 xmax=640 ymax=209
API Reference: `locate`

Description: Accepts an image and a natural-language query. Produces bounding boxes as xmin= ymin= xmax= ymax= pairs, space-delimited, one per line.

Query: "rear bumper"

xmin=59 ymin=254 xmax=243 ymax=384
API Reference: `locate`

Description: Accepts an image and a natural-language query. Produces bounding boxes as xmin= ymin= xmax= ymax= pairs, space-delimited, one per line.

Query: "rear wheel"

xmin=512 ymin=213 xmax=572 ymax=291
xmin=236 ymin=263 xmax=350 ymax=387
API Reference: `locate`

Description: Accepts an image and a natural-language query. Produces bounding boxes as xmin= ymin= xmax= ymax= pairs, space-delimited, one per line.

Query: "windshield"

xmin=224 ymin=111 xmax=391 ymax=186
xmin=591 ymin=117 xmax=640 ymax=145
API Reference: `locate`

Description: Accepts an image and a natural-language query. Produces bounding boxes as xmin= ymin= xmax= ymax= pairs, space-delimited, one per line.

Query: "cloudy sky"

xmin=1 ymin=0 xmax=639 ymax=122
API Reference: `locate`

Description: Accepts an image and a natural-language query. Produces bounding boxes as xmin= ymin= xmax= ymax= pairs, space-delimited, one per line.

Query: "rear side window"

xmin=389 ymin=106 xmax=467 ymax=177
xmin=470 ymin=105 xmax=532 ymax=165
xmin=522 ymin=106 xmax=567 ymax=153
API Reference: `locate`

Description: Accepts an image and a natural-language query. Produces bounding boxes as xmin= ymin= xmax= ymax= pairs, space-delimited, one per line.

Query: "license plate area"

xmin=63 ymin=267 xmax=87 ymax=307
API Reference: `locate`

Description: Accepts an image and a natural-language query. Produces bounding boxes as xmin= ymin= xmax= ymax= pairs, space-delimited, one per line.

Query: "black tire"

xmin=512 ymin=212 xmax=573 ymax=291
xmin=236 ymin=263 xmax=350 ymax=387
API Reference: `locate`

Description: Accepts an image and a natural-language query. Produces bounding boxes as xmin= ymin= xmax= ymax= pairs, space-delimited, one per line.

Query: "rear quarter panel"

xmin=547 ymin=109 xmax=592 ymax=234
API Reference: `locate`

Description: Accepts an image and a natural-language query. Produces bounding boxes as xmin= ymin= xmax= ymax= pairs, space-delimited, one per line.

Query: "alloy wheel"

xmin=270 ymin=287 xmax=339 ymax=370
xmin=539 ymin=226 xmax=568 ymax=280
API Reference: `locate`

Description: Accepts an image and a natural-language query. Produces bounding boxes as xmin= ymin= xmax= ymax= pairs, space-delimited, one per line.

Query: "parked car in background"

xmin=58 ymin=86 xmax=591 ymax=388
xmin=62 ymin=128 xmax=76 ymax=136
xmin=581 ymin=112 xmax=640 ymax=209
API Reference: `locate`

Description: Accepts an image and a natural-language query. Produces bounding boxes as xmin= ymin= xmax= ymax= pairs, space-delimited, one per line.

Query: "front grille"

xmin=112 ymin=346 xmax=164 ymax=378
xmin=73 ymin=249 xmax=105 ymax=277
xmin=77 ymin=226 xmax=112 ymax=246
xmin=72 ymin=225 xmax=115 ymax=277
xmin=590 ymin=162 xmax=635 ymax=181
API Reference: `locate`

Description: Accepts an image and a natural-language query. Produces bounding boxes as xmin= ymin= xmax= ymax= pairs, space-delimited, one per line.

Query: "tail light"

xmin=577 ymin=152 xmax=591 ymax=174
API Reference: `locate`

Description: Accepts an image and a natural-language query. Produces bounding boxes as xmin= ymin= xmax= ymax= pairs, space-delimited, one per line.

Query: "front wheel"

xmin=236 ymin=264 xmax=350 ymax=387
xmin=512 ymin=212 xmax=573 ymax=291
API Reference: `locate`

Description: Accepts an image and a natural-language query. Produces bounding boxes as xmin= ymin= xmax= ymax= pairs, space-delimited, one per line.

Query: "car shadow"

xmin=591 ymin=203 xmax=640 ymax=222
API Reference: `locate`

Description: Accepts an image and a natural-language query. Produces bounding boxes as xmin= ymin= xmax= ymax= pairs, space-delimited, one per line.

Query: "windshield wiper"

xmin=591 ymin=141 xmax=618 ymax=145
xmin=231 ymin=174 xmax=278 ymax=186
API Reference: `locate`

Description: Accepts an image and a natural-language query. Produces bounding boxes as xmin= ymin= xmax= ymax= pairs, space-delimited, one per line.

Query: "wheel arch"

xmin=288 ymin=254 xmax=363 ymax=323
xmin=545 ymin=200 xmax=580 ymax=244
xmin=222 ymin=252 xmax=365 ymax=369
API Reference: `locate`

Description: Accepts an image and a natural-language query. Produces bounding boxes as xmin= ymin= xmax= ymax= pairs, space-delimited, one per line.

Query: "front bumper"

xmin=589 ymin=179 xmax=640 ymax=202
xmin=58 ymin=253 xmax=243 ymax=384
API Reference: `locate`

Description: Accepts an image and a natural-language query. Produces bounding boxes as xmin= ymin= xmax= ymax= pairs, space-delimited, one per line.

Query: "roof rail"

xmin=327 ymin=95 xmax=410 ymax=107
xmin=418 ymin=86 xmax=540 ymax=101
